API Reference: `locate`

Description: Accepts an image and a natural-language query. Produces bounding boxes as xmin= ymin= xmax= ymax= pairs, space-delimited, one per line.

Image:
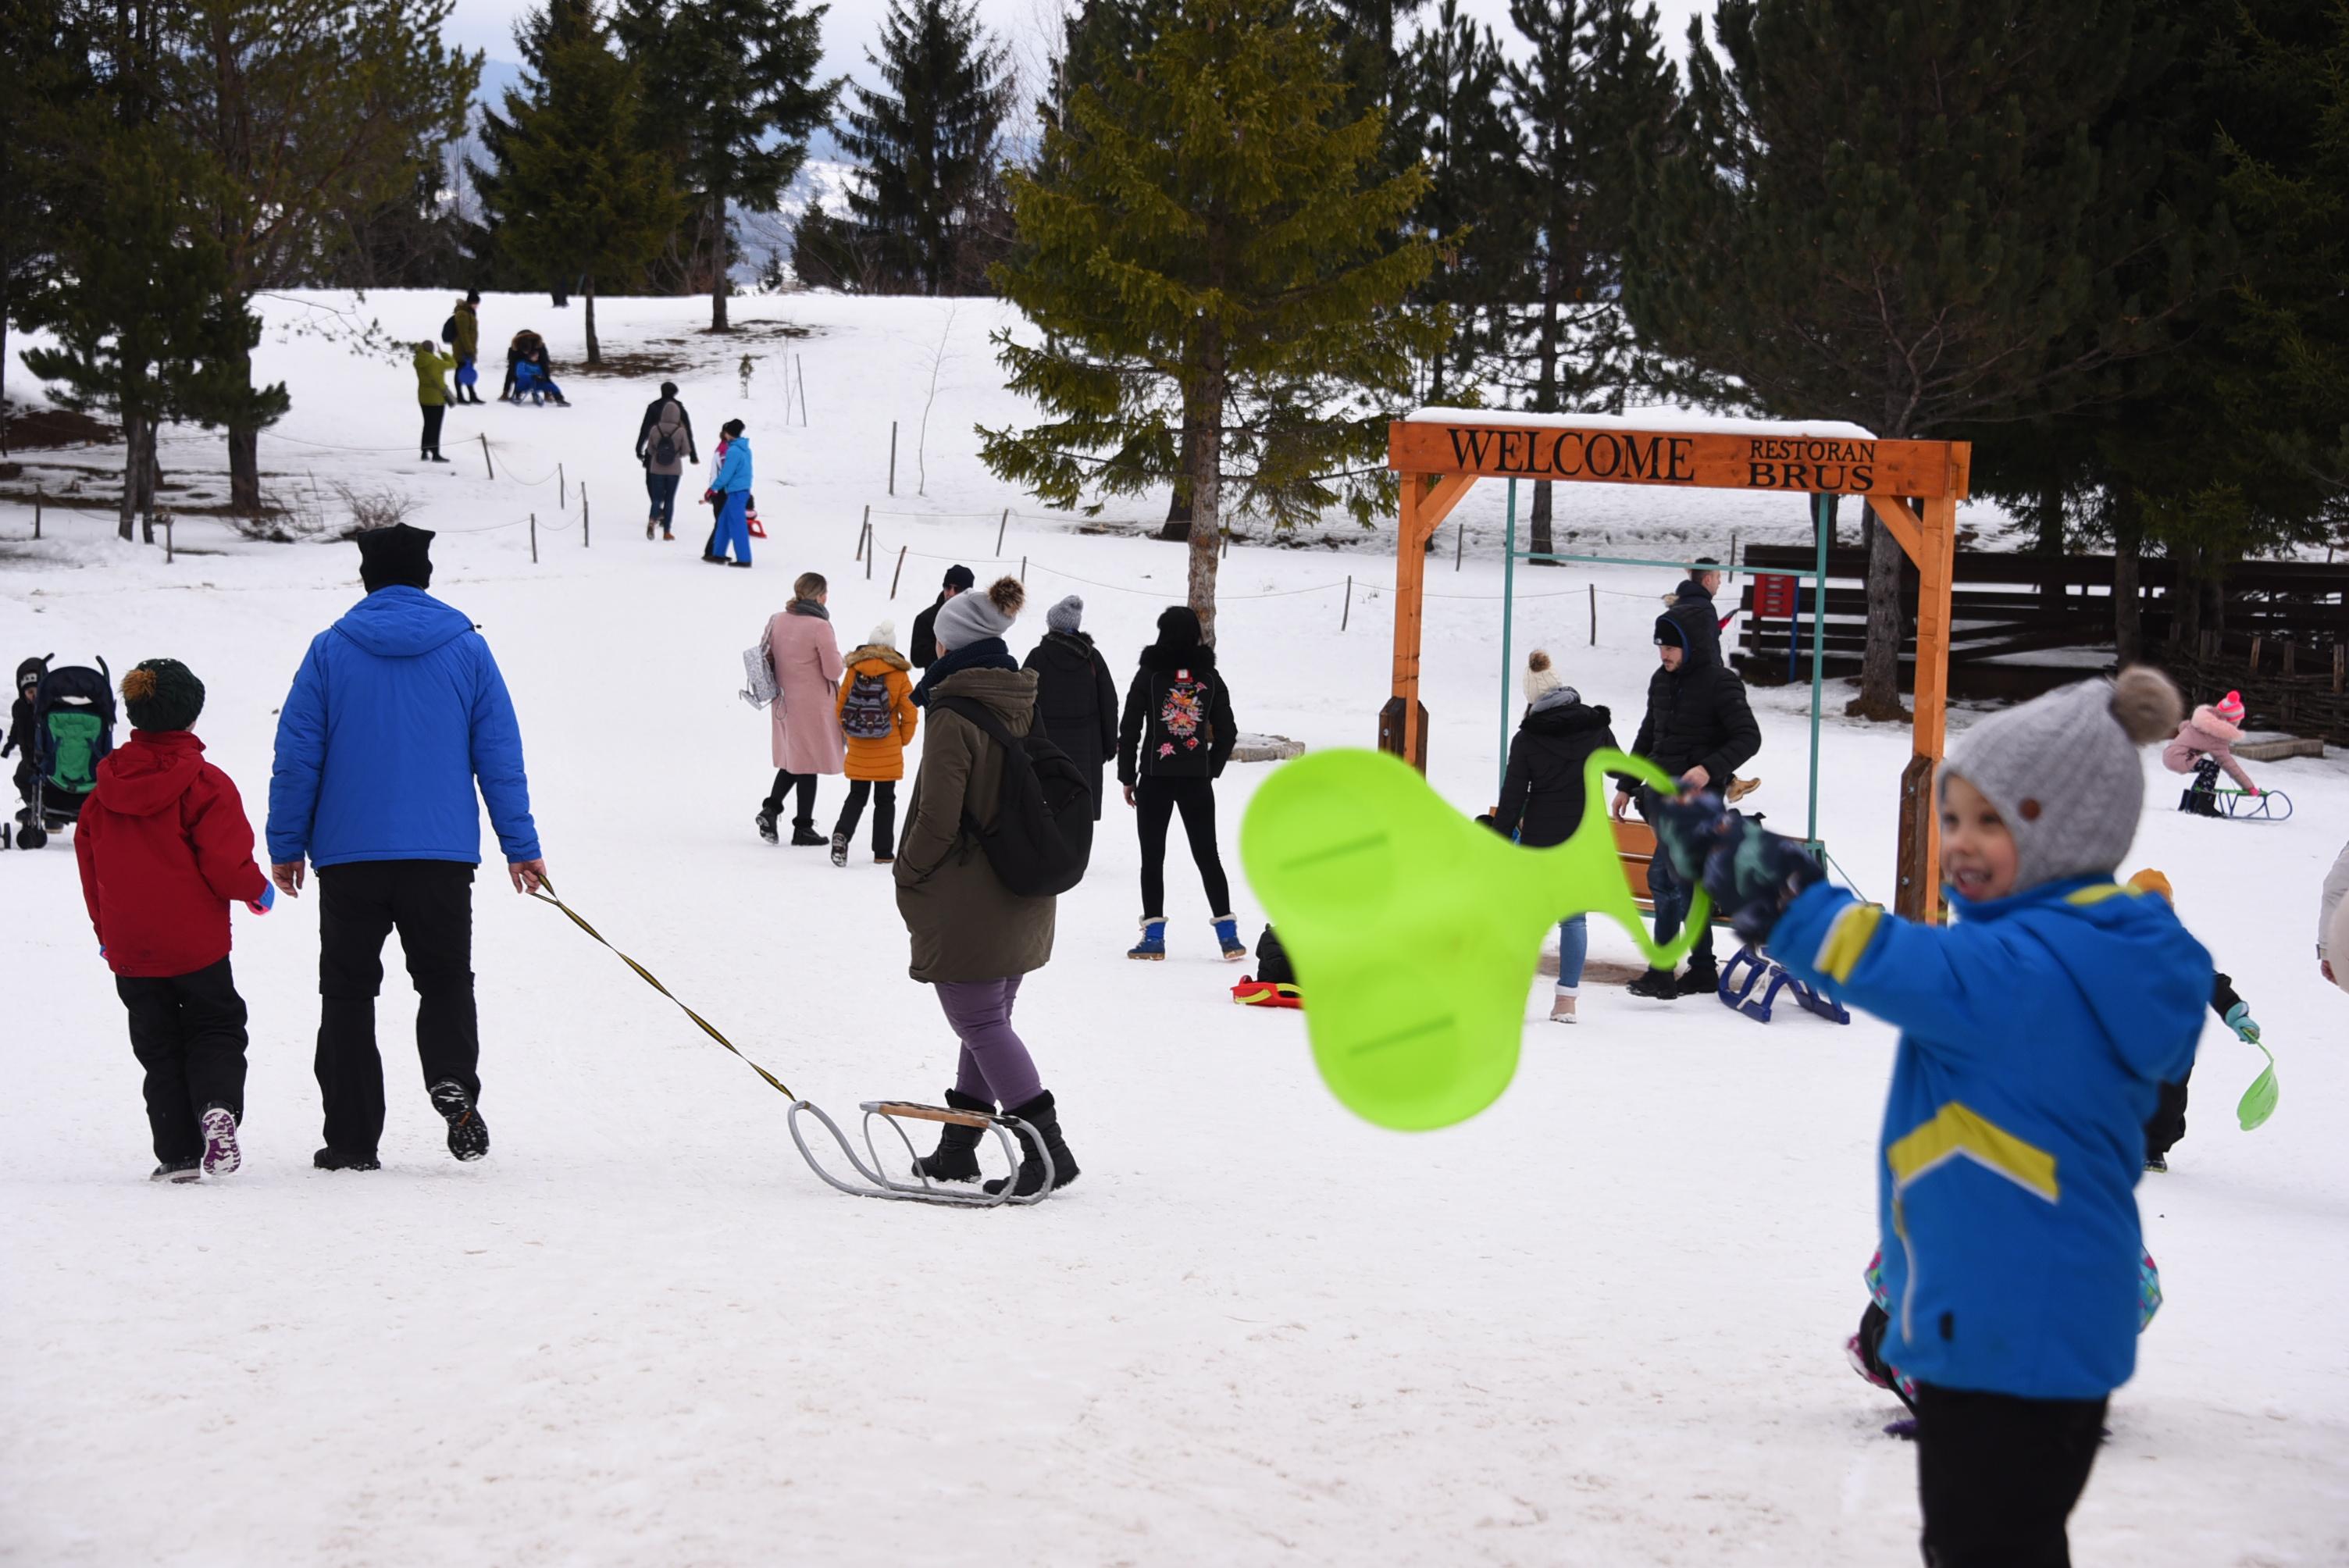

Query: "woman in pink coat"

xmin=757 ymin=571 xmax=846 ymax=846
xmin=2162 ymin=689 xmax=2258 ymax=816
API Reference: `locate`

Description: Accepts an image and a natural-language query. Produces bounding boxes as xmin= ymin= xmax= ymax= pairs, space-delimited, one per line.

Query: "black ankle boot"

xmin=912 ymin=1088 xmax=994 ymax=1182
xmin=987 ymin=1090 xmax=1079 ymax=1198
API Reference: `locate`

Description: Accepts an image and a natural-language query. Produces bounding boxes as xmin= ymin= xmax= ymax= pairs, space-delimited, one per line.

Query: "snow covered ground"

xmin=4 ymin=292 xmax=2346 ymax=1566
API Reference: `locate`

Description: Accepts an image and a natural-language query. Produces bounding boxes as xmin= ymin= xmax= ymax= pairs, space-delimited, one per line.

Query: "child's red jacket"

xmin=74 ymin=731 xmax=269 ymax=978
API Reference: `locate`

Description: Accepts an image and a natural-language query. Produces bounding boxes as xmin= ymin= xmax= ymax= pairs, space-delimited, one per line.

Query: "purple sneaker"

xmin=199 ymin=1104 xmax=241 ymax=1176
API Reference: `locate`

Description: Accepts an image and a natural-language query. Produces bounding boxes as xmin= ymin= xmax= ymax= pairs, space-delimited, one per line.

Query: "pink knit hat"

xmin=2213 ymin=690 xmax=2245 ymax=725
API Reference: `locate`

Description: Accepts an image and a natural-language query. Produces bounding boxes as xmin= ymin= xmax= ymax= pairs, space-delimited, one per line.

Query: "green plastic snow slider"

xmin=2237 ymin=1040 xmax=2279 ymax=1131
xmin=1240 ymin=746 xmax=1706 ymax=1131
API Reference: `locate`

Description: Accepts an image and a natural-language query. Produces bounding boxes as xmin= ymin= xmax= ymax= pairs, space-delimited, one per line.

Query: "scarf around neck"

xmin=787 ymin=598 xmax=829 ymax=621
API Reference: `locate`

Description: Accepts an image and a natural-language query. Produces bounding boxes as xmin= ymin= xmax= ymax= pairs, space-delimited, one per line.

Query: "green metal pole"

xmin=1809 ymin=492 xmax=1828 ymax=847
xmin=1500 ymin=478 xmax=1518 ymax=803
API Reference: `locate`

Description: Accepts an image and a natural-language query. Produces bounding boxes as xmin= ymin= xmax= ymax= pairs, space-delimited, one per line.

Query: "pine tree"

xmin=1624 ymin=0 xmax=2208 ymax=719
xmin=611 ymin=0 xmax=840 ymax=330
xmin=0 ymin=0 xmax=97 ymax=414
xmin=982 ymin=0 xmax=1439 ymax=641
xmin=1506 ymin=0 xmax=1678 ymax=557
xmin=1395 ymin=0 xmax=1525 ymax=405
xmin=477 ymin=0 xmax=680 ymax=362
xmin=817 ymin=0 xmax=1013 ymax=295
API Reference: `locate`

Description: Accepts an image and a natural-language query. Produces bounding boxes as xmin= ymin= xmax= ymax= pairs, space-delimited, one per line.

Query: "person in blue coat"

xmin=266 ymin=524 xmax=547 ymax=1172
xmin=1652 ymin=667 xmax=2208 ymax=1568
xmin=704 ymin=419 xmax=753 ymax=567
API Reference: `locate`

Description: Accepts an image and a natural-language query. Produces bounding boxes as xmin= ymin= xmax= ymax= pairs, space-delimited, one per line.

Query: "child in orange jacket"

xmin=830 ymin=620 xmax=918 ymax=865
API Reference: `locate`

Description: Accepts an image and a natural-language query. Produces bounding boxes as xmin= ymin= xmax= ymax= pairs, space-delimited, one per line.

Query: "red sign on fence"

xmin=1753 ymin=573 xmax=1798 ymax=618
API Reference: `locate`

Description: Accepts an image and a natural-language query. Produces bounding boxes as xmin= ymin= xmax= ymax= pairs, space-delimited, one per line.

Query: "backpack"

xmin=841 ymin=670 xmax=896 ymax=739
xmin=440 ymin=314 xmax=458 ymax=344
xmin=1155 ymin=666 xmax=1215 ymax=758
xmin=652 ymin=404 xmax=681 ymax=466
xmin=936 ymin=696 xmax=1093 ymax=897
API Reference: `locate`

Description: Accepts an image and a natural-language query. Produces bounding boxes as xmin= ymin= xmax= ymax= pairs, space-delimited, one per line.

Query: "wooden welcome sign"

xmin=1387 ymin=419 xmax=1970 ymax=500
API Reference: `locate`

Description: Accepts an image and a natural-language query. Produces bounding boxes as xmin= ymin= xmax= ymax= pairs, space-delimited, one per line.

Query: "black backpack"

xmin=440 ymin=314 xmax=458 ymax=344
xmin=937 ymin=696 xmax=1093 ymax=897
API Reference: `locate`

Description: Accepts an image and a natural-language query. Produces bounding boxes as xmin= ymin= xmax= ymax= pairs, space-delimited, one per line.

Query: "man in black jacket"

xmin=910 ymin=564 xmax=975 ymax=670
xmin=1613 ymin=598 xmax=1762 ymax=998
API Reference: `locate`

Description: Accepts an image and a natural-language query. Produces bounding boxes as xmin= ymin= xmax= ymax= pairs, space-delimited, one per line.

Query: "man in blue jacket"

xmin=267 ymin=524 xmax=546 ymax=1171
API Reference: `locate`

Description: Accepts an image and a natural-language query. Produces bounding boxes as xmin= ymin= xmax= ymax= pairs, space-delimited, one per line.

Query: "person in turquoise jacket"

xmin=266 ymin=524 xmax=547 ymax=1174
xmin=1654 ymin=666 xmax=2208 ymax=1568
xmin=704 ymin=419 xmax=754 ymax=567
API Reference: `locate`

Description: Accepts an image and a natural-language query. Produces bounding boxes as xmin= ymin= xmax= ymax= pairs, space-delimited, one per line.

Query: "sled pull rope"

xmin=526 ymin=878 xmax=797 ymax=1099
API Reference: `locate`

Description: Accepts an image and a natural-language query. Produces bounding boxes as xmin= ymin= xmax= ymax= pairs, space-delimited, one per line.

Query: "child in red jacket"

xmin=75 ymin=659 xmax=273 ymax=1182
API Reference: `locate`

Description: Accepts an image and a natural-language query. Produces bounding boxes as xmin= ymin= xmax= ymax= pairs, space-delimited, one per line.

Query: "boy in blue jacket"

xmin=1656 ymin=668 xmax=2208 ymax=1568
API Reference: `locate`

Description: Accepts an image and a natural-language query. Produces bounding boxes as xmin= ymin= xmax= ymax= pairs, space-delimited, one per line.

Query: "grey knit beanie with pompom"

xmin=1941 ymin=666 xmax=2183 ymax=895
xmin=932 ymin=575 xmax=1025 ymax=650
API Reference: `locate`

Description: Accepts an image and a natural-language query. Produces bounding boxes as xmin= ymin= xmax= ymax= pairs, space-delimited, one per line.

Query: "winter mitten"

xmin=2224 ymin=1000 xmax=2260 ymax=1044
xmin=1696 ymin=816 xmax=1825 ymax=947
xmin=1647 ymin=789 xmax=1733 ymax=881
xmin=247 ymin=882 xmax=276 ymax=915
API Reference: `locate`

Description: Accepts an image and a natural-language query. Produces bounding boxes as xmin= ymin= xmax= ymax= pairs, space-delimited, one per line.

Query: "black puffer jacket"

xmin=1494 ymin=697 xmax=1617 ymax=848
xmin=1118 ymin=642 xmax=1238 ymax=784
xmin=1671 ymin=578 xmax=1723 ymax=662
xmin=1023 ymin=629 xmax=1119 ymax=818
xmin=1630 ymin=600 xmax=1759 ymax=786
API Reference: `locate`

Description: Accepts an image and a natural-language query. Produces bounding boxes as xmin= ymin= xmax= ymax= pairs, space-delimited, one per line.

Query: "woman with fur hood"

xmin=1116 ymin=606 xmax=1241 ymax=961
xmin=894 ymin=576 xmax=1079 ymax=1198
xmin=829 ymin=620 xmax=917 ymax=865
xmin=2162 ymin=690 xmax=2259 ymax=815
xmin=1489 ymin=650 xmax=1618 ymax=1023
xmin=1023 ymin=595 xmax=1119 ymax=819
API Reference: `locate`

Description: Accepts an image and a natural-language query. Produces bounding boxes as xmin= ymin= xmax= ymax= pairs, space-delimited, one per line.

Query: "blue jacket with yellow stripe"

xmin=1771 ymin=875 xmax=2209 ymax=1399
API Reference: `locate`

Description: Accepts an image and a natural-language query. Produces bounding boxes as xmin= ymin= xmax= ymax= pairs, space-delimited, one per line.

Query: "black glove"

xmin=1701 ymin=816 xmax=1827 ymax=946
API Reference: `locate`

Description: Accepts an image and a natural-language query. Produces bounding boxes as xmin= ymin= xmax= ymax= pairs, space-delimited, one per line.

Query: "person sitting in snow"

xmin=74 ymin=659 xmax=273 ymax=1182
xmin=1651 ymin=667 xmax=2208 ymax=1568
xmin=2162 ymin=689 xmax=2258 ymax=816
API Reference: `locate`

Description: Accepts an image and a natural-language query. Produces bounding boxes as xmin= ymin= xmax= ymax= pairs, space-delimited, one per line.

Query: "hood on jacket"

xmin=1654 ymin=600 xmax=1720 ymax=673
xmin=92 ymin=729 xmax=205 ymax=817
xmin=331 ymin=586 xmax=476 ymax=659
xmin=1522 ymin=699 xmax=1611 ymax=736
xmin=2187 ymin=704 xmax=2244 ymax=743
xmin=932 ymin=666 xmax=1039 ymax=728
xmin=1673 ymin=577 xmax=1715 ymax=605
xmin=846 ymin=644 xmax=911 ymax=673
xmin=1138 ymin=641 xmax=1217 ymax=675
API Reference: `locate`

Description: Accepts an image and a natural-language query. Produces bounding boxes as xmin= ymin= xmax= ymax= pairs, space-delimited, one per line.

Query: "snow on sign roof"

xmin=1403 ymin=406 xmax=1880 ymax=441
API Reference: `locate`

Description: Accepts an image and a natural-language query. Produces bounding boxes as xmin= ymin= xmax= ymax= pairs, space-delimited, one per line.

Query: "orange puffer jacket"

xmin=836 ymin=646 xmax=918 ymax=782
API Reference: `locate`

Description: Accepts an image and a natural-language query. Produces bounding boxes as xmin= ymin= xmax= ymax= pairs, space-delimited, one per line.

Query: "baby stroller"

xmin=9 ymin=657 xmax=115 ymax=850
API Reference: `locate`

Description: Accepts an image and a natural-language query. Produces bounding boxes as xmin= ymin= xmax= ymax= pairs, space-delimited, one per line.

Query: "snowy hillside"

xmin=3 ymin=291 xmax=2345 ymax=1566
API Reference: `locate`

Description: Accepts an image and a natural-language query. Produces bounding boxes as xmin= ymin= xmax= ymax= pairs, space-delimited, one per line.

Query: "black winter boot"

xmin=911 ymin=1088 xmax=993 ymax=1183
xmin=987 ymin=1090 xmax=1079 ymax=1198
xmin=1675 ymin=955 xmax=1720 ymax=996
xmin=1627 ymin=967 xmax=1679 ymax=1000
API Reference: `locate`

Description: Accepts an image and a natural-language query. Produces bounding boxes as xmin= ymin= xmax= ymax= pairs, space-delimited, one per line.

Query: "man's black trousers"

xmin=315 ymin=860 xmax=479 ymax=1158
xmin=1914 ymin=1382 xmax=2108 ymax=1567
xmin=117 ymin=957 xmax=249 ymax=1164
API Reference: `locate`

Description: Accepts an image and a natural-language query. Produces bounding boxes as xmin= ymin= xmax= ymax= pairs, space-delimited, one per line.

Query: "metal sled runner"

xmin=787 ymin=1099 xmax=1054 ymax=1208
xmin=2216 ymin=788 xmax=2293 ymax=821
xmin=1717 ymin=945 xmax=1850 ymax=1025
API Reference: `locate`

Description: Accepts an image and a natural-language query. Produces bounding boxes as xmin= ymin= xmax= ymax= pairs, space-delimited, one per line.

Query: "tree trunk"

xmin=2112 ymin=494 xmax=2142 ymax=663
xmin=1849 ymin=516 xmax=1910 ymax=720
xmin=117 ymin=408 xmax=142 ymax=541
xmin=1159 ymin=388 xmax=1202 ymax=543
xmin=583 ymin=280 xmax=600 ymax=367
xmin=227 ymin=337 xmax=261 ymax=513
xmin=2035 ymin=482 xmax=2065 ymax=609
xmin=1188 ymin=370 xmax=1226 ymax=645
xmin=709 ymin=194 xmax=729 ymax=331
xmin=1528 ymin=275 xmax=1558 ymax=561
xmin=1529 ymin=481 xmax=1554 ymax=561
xmin=2172 ymin=540 xmax=2203 ymax=650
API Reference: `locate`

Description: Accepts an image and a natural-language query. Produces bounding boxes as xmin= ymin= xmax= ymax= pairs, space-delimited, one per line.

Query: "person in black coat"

xmin=910 ymin=564 xmax=975 ymax=671
xmin=1611 ymin=597 xmax=1762 ymax=999
xmin=1023 ymin=594 xmax=1119 ymax=819
xmin=1491 ymin=649 xmax=1616 ymax=1024
xmin=1669 ymin=558 xmax=1727 ymax=663
xmin=1117 ymin=606 xmax=1241 ymax=960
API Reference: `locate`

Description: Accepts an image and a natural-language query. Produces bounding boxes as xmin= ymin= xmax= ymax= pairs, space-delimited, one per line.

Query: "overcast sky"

xmin=442 ymin=0 xmax=1716 ymax=97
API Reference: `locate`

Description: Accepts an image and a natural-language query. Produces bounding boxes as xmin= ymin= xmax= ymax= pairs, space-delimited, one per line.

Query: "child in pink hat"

xmin=2162 ymin=689 xmax=2258 ymax=815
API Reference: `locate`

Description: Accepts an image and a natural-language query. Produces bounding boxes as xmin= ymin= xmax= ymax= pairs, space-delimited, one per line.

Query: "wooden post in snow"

xmin=1342 ymin=575 xmax=1353 ymax=631
xmin=889 ymin=544 xmax=907 ymax=599
xmin=530 ymin=513 xmax=537 ymax=564
xmin=582 ymin=483 xmax=590 ymax=547
xmin=480 ymin=433 xmax=494 ymax=479
xmin=996 ymin=508 xmax=1008 ymax=556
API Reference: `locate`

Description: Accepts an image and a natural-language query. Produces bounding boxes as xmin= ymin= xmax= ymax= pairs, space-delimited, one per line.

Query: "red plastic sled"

xmin=1232 ymin=978 xmax=1302 ymax=1010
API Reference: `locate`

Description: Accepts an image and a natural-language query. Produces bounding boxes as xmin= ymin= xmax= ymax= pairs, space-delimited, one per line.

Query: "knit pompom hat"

xmin=122 ymin=657 xmax=205 ymax=733
xmin=1523 ymin=649 xmax=1563 ymax=704
xmin=866 ymin=619 xmax=896 ymax=649
xmin=1046 ymin=594 xmax=1084 ymax=636
xmin=1941 ymin=666 xmax=2182 ymax=896
xmin=932 ymin=576 xmax=1024 ymax=650
xmin=2212 ymin=690 xmax=2245 ymax=725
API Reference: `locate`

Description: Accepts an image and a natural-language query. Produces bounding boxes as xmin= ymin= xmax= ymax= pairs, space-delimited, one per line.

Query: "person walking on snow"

xmin=266 ymin=524 xmax=545 ymax=1173
xmin=1665 ymin=558 xmax=1759 ymax=802
xmin=1117 ymin=606 xmax=1242 ymax=962
xmin=449 ymin=291 xmax=483 ymax=405
xmin=1611 ymin=597 xmax=1760 ymax=998
xmin=1649 ymin=668 xmax=2207 ymax=1568
xmin=893 ymin=575 xmax=1079 ymax=1198
xmin=705 ymin=419 xmax=754 ymax=566
xmin=635 ymin=380 xmax=697 ymax=540
xmin=831 ymin=618 xmax=916 ymax=864
xmin=910 ymin=564 xmax=974 ymax=671
xmin=412 ymin=341 xmax=457 ymax=463
xmin=757 ymin=571 xmax=844 ymax=846
xmin=1490 ymin=650 xmax=1618 ymax=1024
xmin=1024 ymin=594 xmax=1119 ymax=819
xmin=74 ymin=659 xmax=273 ymax=1183
xmin=2162 ymin=690 xmax=2259 ymax=816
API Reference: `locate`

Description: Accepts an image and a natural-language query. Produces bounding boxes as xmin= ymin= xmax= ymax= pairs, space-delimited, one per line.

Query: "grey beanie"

xmin=1941 ymin=667 xmax=2182 ymax=896
xmin=1046 ymin=594 xmax=1084 ymax=635
xmin=932 ymin=576 xmax=1025 ymax=650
